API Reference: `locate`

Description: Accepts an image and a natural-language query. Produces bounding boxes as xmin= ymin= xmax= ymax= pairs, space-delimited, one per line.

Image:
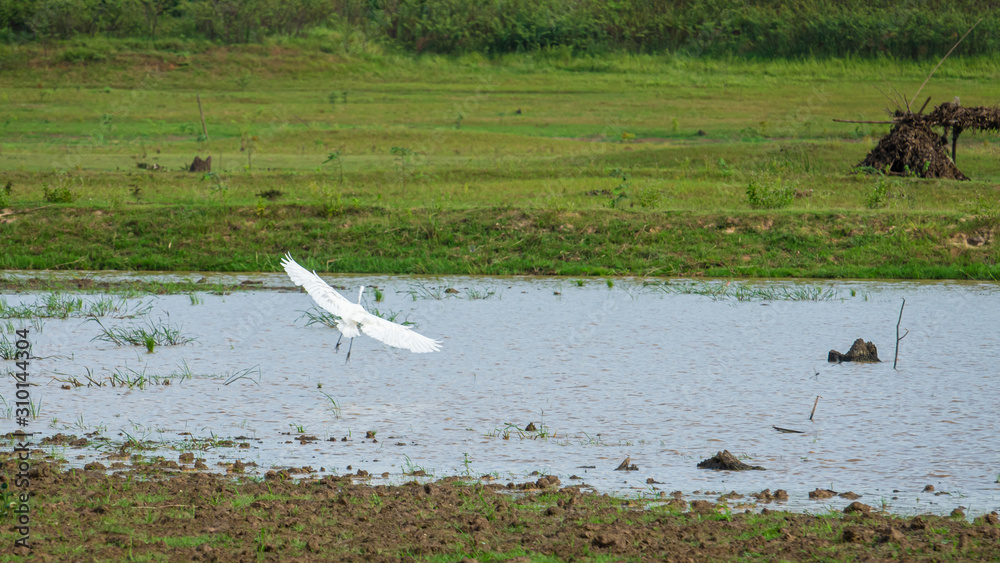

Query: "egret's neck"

xmin=357 ymin=286 xmax=365 ymax=304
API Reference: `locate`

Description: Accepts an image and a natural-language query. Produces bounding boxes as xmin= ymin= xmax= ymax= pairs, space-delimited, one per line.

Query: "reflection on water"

xmin=2 ymin=275 xmax=999 ymax=516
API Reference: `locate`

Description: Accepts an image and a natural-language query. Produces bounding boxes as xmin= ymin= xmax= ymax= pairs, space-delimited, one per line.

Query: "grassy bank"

xmin=1 ymin=42 xmax=999 ymax=278
xmin=1 ymin=204 xmax=999 ymax=279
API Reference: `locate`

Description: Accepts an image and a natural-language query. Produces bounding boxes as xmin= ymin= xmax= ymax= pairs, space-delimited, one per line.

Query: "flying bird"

xmin=281 ymin=253 xmax=441 ymax=361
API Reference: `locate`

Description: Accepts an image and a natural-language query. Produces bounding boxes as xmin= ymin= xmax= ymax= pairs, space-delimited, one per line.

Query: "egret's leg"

xmin=334 ymin=333 xmax=343 ymax=352
xmin=345 ymin=338 xmax=355 ymax=363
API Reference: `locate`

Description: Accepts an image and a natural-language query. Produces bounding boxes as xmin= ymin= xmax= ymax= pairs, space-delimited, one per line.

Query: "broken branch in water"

xmin=893 ymin=298 xmax=909 ymax=370
xmin=809 ymin=395 xmax=822 ymax=421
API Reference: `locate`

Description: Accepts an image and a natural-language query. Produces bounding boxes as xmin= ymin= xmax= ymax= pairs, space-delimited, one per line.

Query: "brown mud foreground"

xmin=1 ymin=459 xmax=998 ymax=562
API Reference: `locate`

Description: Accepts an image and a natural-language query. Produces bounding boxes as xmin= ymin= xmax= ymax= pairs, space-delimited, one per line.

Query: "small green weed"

xmin=607 ymin=168 xmax=629 ymax=208
xmin=319 ymin=391 xmax=342 ymax=419
xmin=865 ymin=176 xmax=890 ymax=209
xmin=745 ymin=173 xmax=793 ymax=209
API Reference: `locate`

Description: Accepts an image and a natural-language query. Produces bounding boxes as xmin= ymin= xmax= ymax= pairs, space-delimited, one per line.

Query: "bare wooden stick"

xmin=197 ymin=94 xmax=209 ymax=140
xmin=809 ymin=395 xmax=822 ymax=421
xmin=908 ymin=17 xmax=983 ymax=109
xmin=917 ymin=96 xmax=932 ymax=115
xmin=130 ymin=504 xmax=192 ymax=509
xmin=832 ymin=119 xmax=896 ymax=124
xmin=0 ymin=205 xmax=54 ymax=217
xmin=893 ymin=298 xmax=909 ymax=370
xmin=874 ymin=84 xmax=903 ymax=112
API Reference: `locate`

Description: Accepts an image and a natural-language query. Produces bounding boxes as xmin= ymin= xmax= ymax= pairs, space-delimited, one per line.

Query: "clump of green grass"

xmin=633 ymin=180 xmax=664 ymax=209
xmin=109 ymin=366 xmax=152 ymax=389
xmin=465 ymin=286 xmax=499 ymax=300
xmin=407 ymin=283 xmax=444 ymax=300
xmin=90 ymin=317 xmax=193 ymax=348
xmin=43 ymin=185 xmax=75 ymax=203
xmin=319 ymin=391 xmax=342 ymax=419
xmin=745 ymin=173 xmax=793 ymax=209
xmin=300 ymin=307 xmax=341 ymax=329
xmin=966 ymin=192 xmax=1000 ymax=225
xmin=0 ymin=394 xmax=42 ymax=419
xmin=0 ymin=333 xmax=23 ymax=360
xmin=865 ymin=176 xmax=891 ymax=209
xmin=0 ymin=293 xmax=82 ymax=318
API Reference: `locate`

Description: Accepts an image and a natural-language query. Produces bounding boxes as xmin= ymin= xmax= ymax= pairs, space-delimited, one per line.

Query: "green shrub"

xmin=966 ymin=193 xmax=1000 ymax=225
xmin=633 ymin=181 xmax=663 ymax=209
xmin=43 ymin=186 xmax=75 ymax=203
xmin=745 ymin=173 xmax=793 ymax=209
xmin=59 ymin=47 xmax=107 ymax=63
xmin=865 ymin=177 xmax=890 ymax=209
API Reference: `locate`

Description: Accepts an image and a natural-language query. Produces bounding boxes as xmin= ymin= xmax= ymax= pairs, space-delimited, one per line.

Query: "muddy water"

xmin=3 ymin=276 xmax=999 ymax=516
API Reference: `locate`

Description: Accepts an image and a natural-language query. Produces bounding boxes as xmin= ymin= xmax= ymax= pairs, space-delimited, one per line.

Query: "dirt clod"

xmin=753 ymin=489 xmax=790 ymax=502
xmin=842 ymin=526 xmax=872 ymax=543
xmin=189 ymin=155 xmax=212 ymax=173
xmin=828 ymin=338 xmax=880 ymax=363
xmin=697 ymin=450 xmax=765 ymax=471
xmin=844 ymin=501 xmax=874 ymax=515
xmin=4 ymin=457 xmax=999 ymax=561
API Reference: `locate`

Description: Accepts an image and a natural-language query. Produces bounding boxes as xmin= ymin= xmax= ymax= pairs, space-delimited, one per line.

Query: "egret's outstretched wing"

xmin=281 ymin=253 xmax=352 ymax=317
xmin=357 ymin=312 xmax=442 ymax=353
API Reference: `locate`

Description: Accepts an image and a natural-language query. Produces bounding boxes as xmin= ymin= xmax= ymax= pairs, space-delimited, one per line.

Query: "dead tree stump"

xmin=828 ymin=338 xmax=880 ymax=363
xmin=189 ymin=156 xmax=212 ymax=173
xmin=697 ymin=450 xmax=765 ymax=471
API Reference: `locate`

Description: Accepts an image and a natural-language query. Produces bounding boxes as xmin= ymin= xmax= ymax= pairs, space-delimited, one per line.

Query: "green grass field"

xmin=1 ymin=41 xmax=999 ymax=277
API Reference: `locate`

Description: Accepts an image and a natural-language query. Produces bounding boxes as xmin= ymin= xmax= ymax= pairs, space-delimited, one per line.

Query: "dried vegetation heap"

xmin=857 ymin=101 xmax=1000 ymax=180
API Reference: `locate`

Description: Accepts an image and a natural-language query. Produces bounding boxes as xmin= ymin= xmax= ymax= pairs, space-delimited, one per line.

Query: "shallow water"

xmin=2 ymin=274 xmax=999 ymax=516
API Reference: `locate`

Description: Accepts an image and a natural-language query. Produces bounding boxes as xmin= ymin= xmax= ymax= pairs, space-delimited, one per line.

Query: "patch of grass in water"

xmin=650 ymin=280 xmax=845 ymax=302
xmin=222 ymin=365 xmax=262 ymax=386
xmin=0 ymin=394 xmax=43 ymax=419
xmin=465 ymin=286 xmax=500 ymax=300
xmin=299 ymin=304 xmax=413 ymax=327
xmin=0 ymin=333 xmax=24 ymax=360
xmin=319 ymin=391 xmax=342 ymax=419
xmin=0 ymin=293 xmax=151 ymax=319
xmin=90 ymin=317 xmax=193 ymax=348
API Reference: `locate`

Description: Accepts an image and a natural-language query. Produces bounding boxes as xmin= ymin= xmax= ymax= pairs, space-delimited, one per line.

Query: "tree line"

xmin=2 ymin=0 xmax=998 ymax=59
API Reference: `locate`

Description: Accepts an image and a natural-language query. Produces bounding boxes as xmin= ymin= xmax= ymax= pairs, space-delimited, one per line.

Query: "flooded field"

xmin=2 ymin=274 xmax=999 ymax=517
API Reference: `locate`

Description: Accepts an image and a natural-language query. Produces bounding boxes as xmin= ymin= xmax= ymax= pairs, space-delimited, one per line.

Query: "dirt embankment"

xmin=2 ymin=458 xmax=998 ymax=561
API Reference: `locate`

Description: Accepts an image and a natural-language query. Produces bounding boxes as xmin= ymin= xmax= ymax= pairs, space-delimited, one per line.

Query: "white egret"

xmin=281 ymin=253 xmax=442 ymax=361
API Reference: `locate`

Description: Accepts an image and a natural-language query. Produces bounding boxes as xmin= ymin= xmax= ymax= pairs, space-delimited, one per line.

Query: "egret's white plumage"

xmin=281 ymin=253 xmax=441 ymax=359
